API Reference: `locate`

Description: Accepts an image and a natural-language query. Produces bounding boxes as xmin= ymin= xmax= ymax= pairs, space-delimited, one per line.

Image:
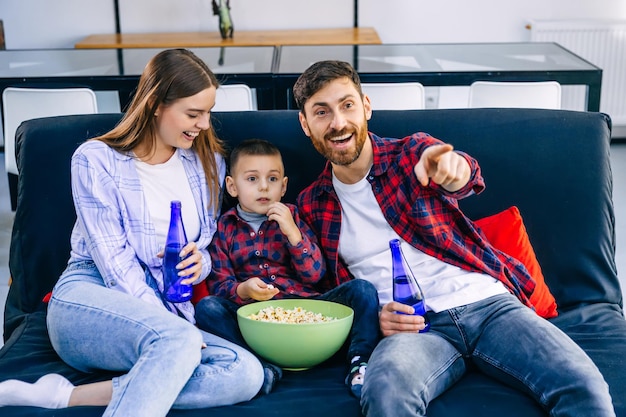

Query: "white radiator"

xmin=528 ymin=19 xmax=626 ymax=135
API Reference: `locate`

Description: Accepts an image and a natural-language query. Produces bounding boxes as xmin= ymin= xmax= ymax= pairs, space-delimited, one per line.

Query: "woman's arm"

xmin=71 ymin=143 xmax=163 ymax=306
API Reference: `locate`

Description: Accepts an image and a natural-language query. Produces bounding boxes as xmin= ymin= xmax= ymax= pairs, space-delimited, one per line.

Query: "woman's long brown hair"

xmin=92 ymin=48 xmax=225 ymax=214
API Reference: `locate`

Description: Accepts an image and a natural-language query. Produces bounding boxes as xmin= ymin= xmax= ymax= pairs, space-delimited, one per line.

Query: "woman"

xmin=0 ymin=49 xmax=264 ymax=416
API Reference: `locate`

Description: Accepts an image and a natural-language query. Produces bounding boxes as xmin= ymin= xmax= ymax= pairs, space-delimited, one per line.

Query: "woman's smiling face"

xmin=154 ymin=86 xmax=217 ymax=152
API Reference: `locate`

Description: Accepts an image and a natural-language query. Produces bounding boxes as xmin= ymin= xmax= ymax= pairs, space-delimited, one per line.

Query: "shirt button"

xmin=270 ymin=275 xmax=276 ymax=280
xmin=264 ymin=263 xmax=269 ymax=269
xmin=255 ymin=250 xmax=261 ymax=256
xmin=259 ymin=231 xmax=264 ymax=236
xmin=250 ymin=232 xmax=255 ymax=237
xmin=303 ymin=248 xmax=308 ymax=253
xmin=109 ymin=280 xmax=117 ymax=287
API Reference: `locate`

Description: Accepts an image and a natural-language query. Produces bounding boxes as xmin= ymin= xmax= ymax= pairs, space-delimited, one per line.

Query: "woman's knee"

xmin=232 ymin=348 xmax=264 ymax=400
xmin=148 ymin=318 xmax=203 ymax=368
xmin=182 ymin=342 xmax=263 ymax=407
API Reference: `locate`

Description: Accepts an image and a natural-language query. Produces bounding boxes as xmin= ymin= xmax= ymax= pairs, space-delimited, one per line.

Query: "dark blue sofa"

xmin=1 ymin=108 xmax=624 ymax=416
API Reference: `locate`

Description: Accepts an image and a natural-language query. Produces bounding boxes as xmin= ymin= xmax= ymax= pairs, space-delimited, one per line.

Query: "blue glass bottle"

xmin=390 ymin=239 xmax=430 ymax=332
xmin=163 ymin=201 xmax=193 ymax=303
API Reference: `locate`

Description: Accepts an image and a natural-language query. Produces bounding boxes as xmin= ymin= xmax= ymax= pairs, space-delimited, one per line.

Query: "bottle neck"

xmin=390 ymin=244 xmax=406 ymax=275
xmin=167 ymin=202 xmax=187 ymax=244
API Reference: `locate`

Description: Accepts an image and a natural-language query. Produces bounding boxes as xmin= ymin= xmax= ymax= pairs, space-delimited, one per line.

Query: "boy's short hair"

xmin=229 ymin=138 xmax=283 ymax=173
xmin=292 ymin=60 xmax=363 ymax=111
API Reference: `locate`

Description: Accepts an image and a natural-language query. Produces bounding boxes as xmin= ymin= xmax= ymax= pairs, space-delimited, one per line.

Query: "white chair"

xmin=2 ymin=87 xmax=99 ymax=209
xmin=213 ymin=84 xmax=256 ymax=112
xmin=468 ymin=81 xmax=562 ymax=110
xmin=361 ymin=82 xmax=426 ymax=110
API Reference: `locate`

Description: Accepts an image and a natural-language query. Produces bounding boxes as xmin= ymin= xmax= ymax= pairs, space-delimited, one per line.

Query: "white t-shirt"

xmin=134 ymin=150 xmax=201 ymax=247
xmin=332 ymin=171 xmax=507 ymax=312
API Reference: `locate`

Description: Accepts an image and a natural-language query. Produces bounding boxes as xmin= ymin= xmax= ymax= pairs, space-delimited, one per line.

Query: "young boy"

xmin=195 ymin=139 xmax=380 ymax=398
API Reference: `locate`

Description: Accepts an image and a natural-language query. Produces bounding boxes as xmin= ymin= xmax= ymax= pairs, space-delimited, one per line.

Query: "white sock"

xmin=0 ymin=374 xmax=75 ymax=408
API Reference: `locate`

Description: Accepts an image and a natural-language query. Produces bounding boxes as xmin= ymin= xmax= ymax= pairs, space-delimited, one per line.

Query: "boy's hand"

xmin=237 ymin=277 xmax=280 ymax=301
xmin=267 ymin=202 xmax=302 ymax=246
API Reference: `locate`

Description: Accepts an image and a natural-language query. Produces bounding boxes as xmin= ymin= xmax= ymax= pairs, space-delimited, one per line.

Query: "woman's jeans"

xmin=362 ymin=293 xmax=616 ymax=417
xmin=195 ymin=279 xmax=380 ymax=362
xmin=47 ymin=261 xmax=264 ymax=417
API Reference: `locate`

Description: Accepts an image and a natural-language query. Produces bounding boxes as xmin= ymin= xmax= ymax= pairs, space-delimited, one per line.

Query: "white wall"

xmin=2 ymin=0 xmax=626 ymax=48
xmin=0 ymin=0 xmax=115 ymax=49
xmin=362 ymin=0 xmax=626 ymax=43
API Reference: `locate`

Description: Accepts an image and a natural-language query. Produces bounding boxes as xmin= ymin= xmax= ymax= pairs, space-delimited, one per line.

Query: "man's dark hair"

xmin=292 ymin=60 xmax=363 ymax=111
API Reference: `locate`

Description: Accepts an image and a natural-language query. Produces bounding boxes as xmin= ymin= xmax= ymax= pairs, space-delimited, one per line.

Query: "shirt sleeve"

xmin=285 ymin=205 xmax=326 ymax=285
xmin=71 ymin=144 xmax=163 ymax=307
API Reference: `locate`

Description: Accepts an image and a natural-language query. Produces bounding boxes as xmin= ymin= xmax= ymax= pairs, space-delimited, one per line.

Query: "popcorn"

xmin=247 ymin=305 xmax=337 ymax=324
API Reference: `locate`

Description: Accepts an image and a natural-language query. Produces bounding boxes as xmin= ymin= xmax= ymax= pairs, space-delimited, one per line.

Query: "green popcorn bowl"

xmin=237 ymin=299 xmax=354 ymax=370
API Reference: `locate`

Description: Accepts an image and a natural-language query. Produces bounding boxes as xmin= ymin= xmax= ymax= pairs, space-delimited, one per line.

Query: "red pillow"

xmin=192 ymin=281 xmax=210 ymax=305
xmin=475 ymin=206 xmax=558 ymax=318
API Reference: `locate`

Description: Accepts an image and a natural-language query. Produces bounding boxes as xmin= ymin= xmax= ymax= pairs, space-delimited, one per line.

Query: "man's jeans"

xmin=362 ymin=293 xmax=615 ymax=417
xmin=47 ymin=261 xmax=264 ymax=417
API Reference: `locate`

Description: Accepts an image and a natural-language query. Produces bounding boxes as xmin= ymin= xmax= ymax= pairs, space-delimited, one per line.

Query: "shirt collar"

xmin=369 ymin=132 xmax=390 ymax=177
xmin=118 ymin=147 xmax=195 ymax=162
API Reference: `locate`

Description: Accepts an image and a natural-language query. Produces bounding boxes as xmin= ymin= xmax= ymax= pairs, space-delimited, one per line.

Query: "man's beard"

xmin=314 ymin=128 xmax=367 ymax=166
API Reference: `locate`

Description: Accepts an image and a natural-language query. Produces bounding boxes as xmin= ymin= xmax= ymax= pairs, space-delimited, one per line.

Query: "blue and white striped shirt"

xmin=68 ymin=139 xmax=225 ymax=323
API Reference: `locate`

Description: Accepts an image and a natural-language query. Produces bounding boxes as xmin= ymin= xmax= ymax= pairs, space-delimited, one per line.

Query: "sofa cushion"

xmin=474 ymin=206 xmax=558 ymax=318
xmin=550 ymin=303 xmax=626 ymax=415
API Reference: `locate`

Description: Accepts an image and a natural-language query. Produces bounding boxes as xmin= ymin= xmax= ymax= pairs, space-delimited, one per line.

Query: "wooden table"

xmin=75 ymin=27 xmax=381 ymax=49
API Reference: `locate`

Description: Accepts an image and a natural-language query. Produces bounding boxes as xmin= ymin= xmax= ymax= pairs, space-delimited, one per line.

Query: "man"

xmin=294 ymin=60 xmax=614 ymax=417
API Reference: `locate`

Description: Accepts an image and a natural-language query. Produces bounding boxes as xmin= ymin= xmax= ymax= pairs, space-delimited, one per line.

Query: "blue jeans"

xmin=195 ymin=279 xmax=380 ymax=363
xmin=361 ymin=293 xmax=615 ymax=417
xmin=47 ymin=261 xmax=264 ymax=417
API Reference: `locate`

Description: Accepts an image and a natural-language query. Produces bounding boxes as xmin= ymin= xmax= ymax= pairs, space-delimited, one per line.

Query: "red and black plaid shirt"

xmin=208 ymin=204 xmax=325 ymax=304
xmin=297 ymin=132 xmax=535 ymax=308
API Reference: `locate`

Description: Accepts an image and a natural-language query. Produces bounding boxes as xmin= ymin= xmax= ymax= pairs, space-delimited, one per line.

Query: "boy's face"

xmin=226 ymin=154 xmax=288 ymax=215
xmin=298 ymin=77 xmax=372 ymax=167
